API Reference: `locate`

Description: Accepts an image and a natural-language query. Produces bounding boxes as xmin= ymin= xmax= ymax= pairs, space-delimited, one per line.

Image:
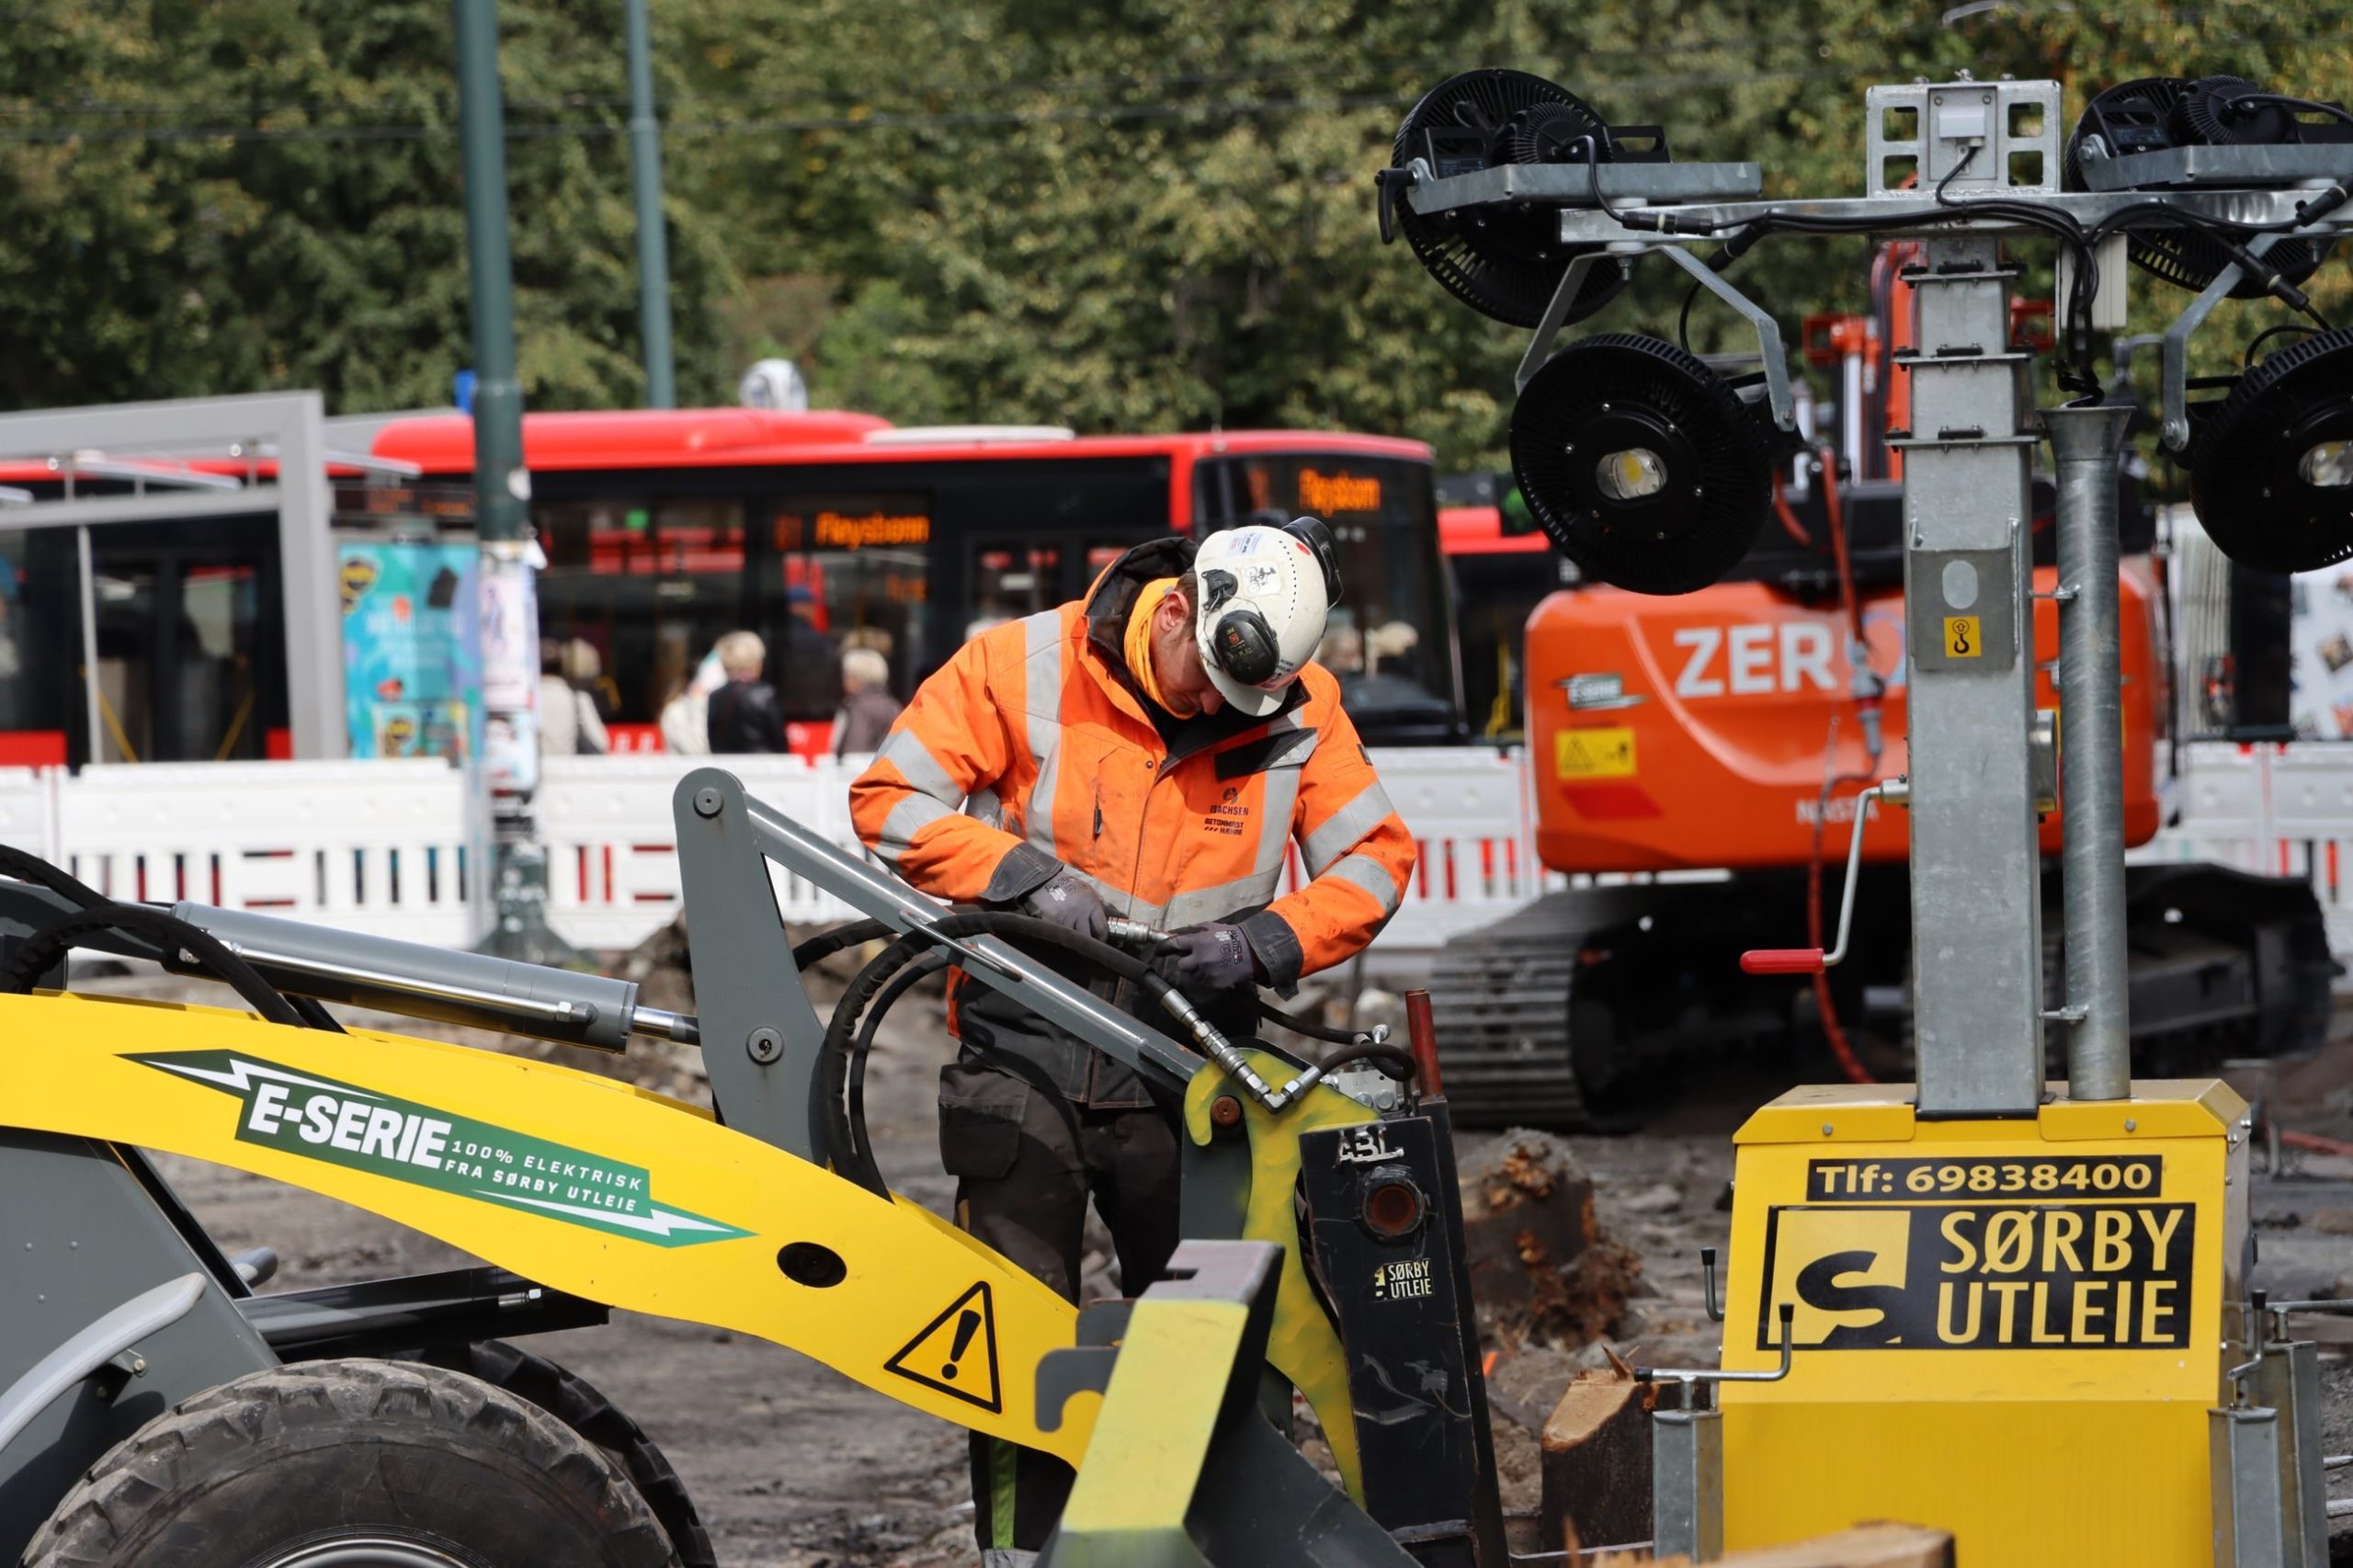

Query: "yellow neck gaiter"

xmin=1124 ymin=576 xmax=1199 ymax=718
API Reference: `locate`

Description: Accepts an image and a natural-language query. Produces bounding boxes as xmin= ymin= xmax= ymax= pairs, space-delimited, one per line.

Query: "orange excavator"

xmin=1427 ymin=278 xmax=2334 ymax=1130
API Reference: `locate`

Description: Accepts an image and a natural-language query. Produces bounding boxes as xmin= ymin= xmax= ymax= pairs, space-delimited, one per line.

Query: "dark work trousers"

xmin=937 ymin=1053 xmax=1183 ymax=1555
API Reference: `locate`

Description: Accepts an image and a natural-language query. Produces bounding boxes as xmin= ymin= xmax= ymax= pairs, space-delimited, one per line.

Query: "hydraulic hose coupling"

xmin=1157 ymin=987 xmax=1319 ymax=1110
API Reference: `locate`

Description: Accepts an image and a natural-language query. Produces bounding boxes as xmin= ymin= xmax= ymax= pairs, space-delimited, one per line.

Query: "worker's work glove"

xmin=1018 ymin=867 xmax=1109 ymax=942
xmin=1156 ymin=922 xmax=1261 ymax=992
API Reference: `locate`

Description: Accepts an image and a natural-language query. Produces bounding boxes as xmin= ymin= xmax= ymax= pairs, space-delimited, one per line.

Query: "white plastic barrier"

xmin=2137 ymin=740 xmax=2353 ymax=974
xmin=0 ymin=767 xmax=55 ymax=865
xmin=22 ymin=741 xmax=2353 ymax=971
xmin=537 ymin=753 xmax=865 ymax=949
xmin=1353 ymin=746 xmax=1550 ymax=948
xmin=38 ymin=760 xmax=475 ymax=946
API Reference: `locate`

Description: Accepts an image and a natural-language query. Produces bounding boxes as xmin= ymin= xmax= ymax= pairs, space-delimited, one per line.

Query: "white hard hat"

xmin=1191 ymin=518 xmax=1342 ymax=717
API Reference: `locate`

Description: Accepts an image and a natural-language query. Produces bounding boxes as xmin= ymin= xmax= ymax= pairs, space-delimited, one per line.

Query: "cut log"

xmin=1540 ymin=1367 xmax=1652 ymax=1552
xmin=1721 ymin=1523 xmax=1954 ymax=1566
xmin=1586 ymin=1522 xmax=1953 ymax=1566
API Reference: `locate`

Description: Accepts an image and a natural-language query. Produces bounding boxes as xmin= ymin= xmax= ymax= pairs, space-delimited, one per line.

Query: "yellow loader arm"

xmin=0 ymin=990 xmax=1099 ymax=1463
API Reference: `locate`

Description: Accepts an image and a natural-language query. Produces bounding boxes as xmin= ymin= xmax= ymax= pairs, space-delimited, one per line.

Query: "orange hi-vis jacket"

xmin=848 ymin=538 xmax=1416 ymax=1105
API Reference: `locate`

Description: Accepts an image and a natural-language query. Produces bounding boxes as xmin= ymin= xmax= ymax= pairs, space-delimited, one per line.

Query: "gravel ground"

xmin=60 ymin=966 xmax=2353 ymax=1564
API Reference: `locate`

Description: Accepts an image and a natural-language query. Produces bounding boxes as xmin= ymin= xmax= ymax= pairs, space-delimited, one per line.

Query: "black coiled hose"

xmin=0 ymin=846 xmax=341 ymax=1030
xmin=4 ymin=902 xmax=313 ymax=1028
xmin=791 ymin=918 xmax=895 ymax=971
xmin=815 ymin=910 xmax=1198 ymax=1191
xmin=842 ymin=949 xmax=951 ymax=1191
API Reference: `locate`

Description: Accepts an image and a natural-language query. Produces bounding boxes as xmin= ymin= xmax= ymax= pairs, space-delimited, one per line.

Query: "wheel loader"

xmin=0 ymin=771 xmax=1510 ymax=1566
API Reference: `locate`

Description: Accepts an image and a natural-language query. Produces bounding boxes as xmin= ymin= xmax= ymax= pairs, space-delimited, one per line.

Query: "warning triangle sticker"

xmin=884 ymin=1281 xmax=1002 ymax=1413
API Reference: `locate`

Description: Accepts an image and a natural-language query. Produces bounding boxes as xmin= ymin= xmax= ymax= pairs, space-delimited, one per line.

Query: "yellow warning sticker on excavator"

xmin=1556 ymin=727 xmax=1635 ymax=779
xmin=1943 ymin=616 xmax=1983 ymax=659
xmin=885 ymin=1280 xmax=1002 ymax=1413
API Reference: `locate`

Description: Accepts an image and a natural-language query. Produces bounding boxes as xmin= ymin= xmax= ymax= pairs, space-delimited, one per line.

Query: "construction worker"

xmin=847 ymin=520 xmax=1415 ymax=1562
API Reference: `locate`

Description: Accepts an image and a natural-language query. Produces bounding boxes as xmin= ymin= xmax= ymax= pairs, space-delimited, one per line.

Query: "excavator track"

xmin=1427 ymin=916 xmax=1590 ymax=1129
xmin=1425 ymin=867 xmax=2335 ymax=1135
xmin=1427 ymin=879 xmax=1813 ymax=1131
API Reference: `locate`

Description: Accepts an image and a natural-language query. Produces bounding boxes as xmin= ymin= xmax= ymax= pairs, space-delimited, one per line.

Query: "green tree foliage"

xmin=0 ymin=0 xmax=732 ymax=412
xmin=1 ymin=0 xmax=2348 ymax=471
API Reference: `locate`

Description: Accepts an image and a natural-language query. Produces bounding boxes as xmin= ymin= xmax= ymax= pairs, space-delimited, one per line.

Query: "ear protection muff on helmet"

xmin=1198 ymin=567 xmax=1282 ymax=684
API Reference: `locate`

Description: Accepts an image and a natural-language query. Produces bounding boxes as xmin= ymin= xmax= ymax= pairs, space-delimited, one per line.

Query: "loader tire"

xmin=21 ymin=1358 xmax=677 ymax=1568
xmin=405 ymin=1339 xmax=715 ymax=1568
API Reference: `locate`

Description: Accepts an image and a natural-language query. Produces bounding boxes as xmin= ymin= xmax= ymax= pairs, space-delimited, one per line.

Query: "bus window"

xmin=535 ymin=496 xmax=748 ymax=725
xmin=0 ymin=531 xmax=30 ymax=733
xmin=0 ymin=528 xmax=71 ymax=764
xmin=969 ymin=542 xmax=1062 ymax=638
xmin=2 ymin=517 xmax=290 ymax=766
xmin=767 ymin=492 xmax=930 ymax=712
xmin=1194 ymin=454 xmax=1464 ymax=744
xmin=1450 ymin=551 xmax=1568 ymax=742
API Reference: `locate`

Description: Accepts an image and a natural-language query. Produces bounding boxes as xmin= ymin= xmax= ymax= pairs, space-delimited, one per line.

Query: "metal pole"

xmin=75 ymin=526 xmax=100 ymax=765
xmin=624 ymin=0 xmax=676 ymax=409
xmin=453 ymin=0 xmax=527 ymax=548
xmin=2043 ymin=403 xmax=2134 ymax=1101
xmin=454 ymin=0 xmax=580 ymax=963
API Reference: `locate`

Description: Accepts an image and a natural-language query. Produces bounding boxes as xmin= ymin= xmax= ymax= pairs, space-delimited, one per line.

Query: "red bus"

xmin=0 ymin=411 xmax=1465 ymax=765
xmin=369 ymin=411 xmax=1467 ymax=748
xmin=1436 ymin=474 xmax=1566 ymax=744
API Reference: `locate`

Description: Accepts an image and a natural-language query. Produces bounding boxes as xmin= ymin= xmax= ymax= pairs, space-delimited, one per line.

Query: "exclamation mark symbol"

xmin=941 ymin=1310 xmax=981 ymax=1381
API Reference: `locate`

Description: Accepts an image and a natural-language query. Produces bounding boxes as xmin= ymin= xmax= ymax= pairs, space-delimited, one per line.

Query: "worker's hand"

xmin=1018 ymin=867 xmax=1109 ymax=941
xmin=1157 ymin=922 xmax=1262 ymax=992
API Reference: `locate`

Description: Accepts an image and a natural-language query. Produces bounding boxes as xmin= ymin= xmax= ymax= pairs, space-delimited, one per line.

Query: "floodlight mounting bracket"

xmin=2158 ymin=233 xmax=2284 ymax=451
xmin=2075 ymin=140 xmax=2353 ymax=191
xmin=1514 ymin=245 xmax=1795 ymax=431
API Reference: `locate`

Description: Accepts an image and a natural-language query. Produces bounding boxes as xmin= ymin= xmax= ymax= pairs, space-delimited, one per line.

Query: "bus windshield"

xmin=1193 ymin=453 xmax=1463 ymax=744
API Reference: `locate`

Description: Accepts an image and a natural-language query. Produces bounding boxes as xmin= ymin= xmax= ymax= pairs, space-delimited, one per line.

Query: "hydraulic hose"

xmin=1251 ymin=998 xmax=1419 ymax=1082
xmin=0 ymin=844 xmax=108 ymax=912
xmin=1255 ymin=998 xmax=1369 ymax=1047
xmin=819 ymin=931 xmax=950 ymax=1187
xmin=3 ymin=902 xmax=314 ymax=1028
xmin=812 ymin=908 xmax=1283 ymax=1188
xmin=844 ymin=949 xmax=950 ymax=1192
xmin=814 ymin=908 xmax=1331 ymax=1187
xmin=1315 ymin=1042 xmax=1419 ymax=1082
xmin=792 ymin=919 xmax=895 ymax=971
xmin=811 ymin=912 xmax=1363 ymax=1078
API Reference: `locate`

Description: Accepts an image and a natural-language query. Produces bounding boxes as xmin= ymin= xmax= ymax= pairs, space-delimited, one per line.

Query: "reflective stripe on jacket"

xmin=847 ymin=538 xmax=1416 ymax=1102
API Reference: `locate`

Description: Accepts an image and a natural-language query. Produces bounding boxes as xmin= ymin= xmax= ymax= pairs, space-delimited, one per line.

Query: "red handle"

xmin=1742 ymin=948 xmax=1826 ymax=975
xmin=1403 ymin=988 xmax=1444 ymax=1096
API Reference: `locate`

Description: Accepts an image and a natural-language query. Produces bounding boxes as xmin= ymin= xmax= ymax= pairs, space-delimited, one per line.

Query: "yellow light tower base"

xmin=1717 ymin=1079 xmax=2248 ymax=1563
